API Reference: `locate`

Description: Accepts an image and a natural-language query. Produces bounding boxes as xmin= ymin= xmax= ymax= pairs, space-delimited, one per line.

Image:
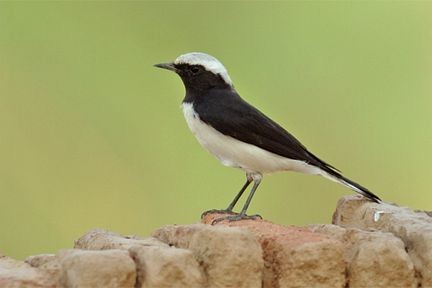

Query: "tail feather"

xmin=321 ymin=170 xmax=381 ymax=203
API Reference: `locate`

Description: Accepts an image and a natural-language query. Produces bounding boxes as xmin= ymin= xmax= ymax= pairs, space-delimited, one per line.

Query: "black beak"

xmin=154 ymin=62 xmax=177 ymax=72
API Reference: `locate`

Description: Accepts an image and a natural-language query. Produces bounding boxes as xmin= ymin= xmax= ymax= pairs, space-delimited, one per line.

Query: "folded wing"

xmin=195 ymin=90 xmax=339 ymax=176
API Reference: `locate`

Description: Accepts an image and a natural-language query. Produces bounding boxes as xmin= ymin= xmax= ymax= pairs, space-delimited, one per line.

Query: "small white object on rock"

xmin=373 ymin=210 xmax=385 ymax=222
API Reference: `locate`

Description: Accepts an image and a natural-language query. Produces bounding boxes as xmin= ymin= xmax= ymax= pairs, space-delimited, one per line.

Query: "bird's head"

xmin=154 ymin=52 xmax=233 ymax=91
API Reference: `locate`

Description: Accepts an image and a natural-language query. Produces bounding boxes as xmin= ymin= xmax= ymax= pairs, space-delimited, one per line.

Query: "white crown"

xmin=174 ymin=52 xmax=233 ymax=86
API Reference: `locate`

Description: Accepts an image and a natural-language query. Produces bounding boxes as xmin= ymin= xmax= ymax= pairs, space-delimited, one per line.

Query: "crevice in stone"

xmin=128 ymin=249 xmax=143 ymax=288
xmin=343 ymin=263 xmax=350 ymax=288
xmin=415 ymin=269 xmax=422 ymax=288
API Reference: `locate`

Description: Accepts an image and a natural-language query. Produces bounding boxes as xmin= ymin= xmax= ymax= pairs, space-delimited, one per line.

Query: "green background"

xmin=1 ymin=2 xmax=431 ymax=259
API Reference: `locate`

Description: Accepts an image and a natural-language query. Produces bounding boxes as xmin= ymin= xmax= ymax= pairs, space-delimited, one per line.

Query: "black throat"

xmin=175 ymin=65 xmax=232 ymax=104
xmin=182 ymin=85 xmax=236 ymax=105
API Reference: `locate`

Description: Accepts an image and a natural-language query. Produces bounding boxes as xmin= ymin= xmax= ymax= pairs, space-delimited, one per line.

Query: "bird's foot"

xmin=211 ymin=213 xmax=262 ymax=225
xmin=200 ymin=209 xmax=237 ymax=219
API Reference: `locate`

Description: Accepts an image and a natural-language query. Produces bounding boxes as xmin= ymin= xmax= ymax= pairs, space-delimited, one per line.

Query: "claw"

xmin=211 ymin=213 xmax=262 ymax=225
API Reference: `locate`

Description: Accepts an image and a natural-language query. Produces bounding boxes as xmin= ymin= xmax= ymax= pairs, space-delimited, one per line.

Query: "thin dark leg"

xmin=201 ymin=175 xmax=252 ymax=219
xmin=238 ymin=179 xmax=261 ymax=216
xmin=226 ymin=178 xmax=252 ymax=211
xmin=211 ymin=177 xmax=263 ymax=224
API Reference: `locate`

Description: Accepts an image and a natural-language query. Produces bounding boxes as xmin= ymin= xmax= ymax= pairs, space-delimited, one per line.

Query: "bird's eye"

xmin=191 ymin=67 xmax=200 ymax=74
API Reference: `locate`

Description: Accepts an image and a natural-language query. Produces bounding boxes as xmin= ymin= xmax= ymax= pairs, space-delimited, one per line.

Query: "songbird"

xmin=154 ymin=52 xmax=381 ymax=223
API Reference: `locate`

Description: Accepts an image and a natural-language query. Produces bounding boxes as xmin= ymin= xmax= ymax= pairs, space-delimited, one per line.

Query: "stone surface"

xmin=0 ymin=255 xmax=56 ymax=288
xmin=25 ymin=254 xmax=57 ymax=268
xmin=57 ymin=249 xmax=136 ymax=288
xmin=76 ymin=228 xmax=205 ymax=288
xmin=75 ymin=228 xmax=167 ymax=250
xmin=310 ymin=224 xmax=416 ymax=288
xmin=2 ymin=196 xmax=432 ymax=287
xmin=202 ymin=214 xmax=346 ymax=288
xmin=153 ymin=223 xmax=263 ymax=288
xmin=25 ymin=254 xmax=61 ymax=284
xmin=130 ymin=245 xmax=205 ymax=288
xmin=333 ymin=195 xmax=432 ymax=287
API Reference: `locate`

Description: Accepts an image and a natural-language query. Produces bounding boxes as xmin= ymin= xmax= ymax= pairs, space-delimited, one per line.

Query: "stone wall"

xmin=1 ymin=195 xmax=431 ymax=287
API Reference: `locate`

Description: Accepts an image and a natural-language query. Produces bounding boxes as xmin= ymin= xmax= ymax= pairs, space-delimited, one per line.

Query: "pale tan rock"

xmin=0 ymin=255 xmax=56 ymax=287
xmin=57 ymin=249 xmax=135 ymax=288
xmin=5 ymin=196 xmax=432 ymax=288
xmin=25 ymin=254 xmax=61 ymax=284
xmin=202 ymin=213 xmax=345 ymax=288
xmin=153 ymin=224 xmax=208 ymax=249
xmin=130 ymin=245 xmax=205 ymax=288
xmin=25 ymin=254 xmax=57 ymax=268
xmin=310 ymin=224 xmax=416 ymax=287
xmin=75 ymin=228 xmax=204 ymax=287
xmin=0 ymin=256 xmax=29 ymax=270
xmin=153 ymin=223 xmax=263 ymax=288
xmin=333 ymin=195 xmax=432 ymax=287
xmin=75 ymin=228 xmax=167 ymax=250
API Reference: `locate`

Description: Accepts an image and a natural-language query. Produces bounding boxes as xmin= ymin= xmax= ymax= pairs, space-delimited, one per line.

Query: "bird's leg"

xmin=238 ymin=176 xmax=261 ymax=217
xmin=201 ymin=175 xmax=252 ymax=219
xmin=211 ymin=174 xmax=263 ymax=224
xmin=226 ymin=175 xmax=253 ymax=211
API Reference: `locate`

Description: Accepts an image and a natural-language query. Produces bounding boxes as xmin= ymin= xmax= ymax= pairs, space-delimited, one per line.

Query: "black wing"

xmin=192 ymin=89 xmax=339 ymax=175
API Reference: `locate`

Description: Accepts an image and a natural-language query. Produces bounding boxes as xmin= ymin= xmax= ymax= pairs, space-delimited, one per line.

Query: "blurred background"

xmin=1 ymin=2 xmax=431 ymax=259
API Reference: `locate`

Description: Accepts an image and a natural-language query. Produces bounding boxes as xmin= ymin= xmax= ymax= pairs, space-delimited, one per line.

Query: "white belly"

xmin=182 ymin=103 xmax=321 ymax=175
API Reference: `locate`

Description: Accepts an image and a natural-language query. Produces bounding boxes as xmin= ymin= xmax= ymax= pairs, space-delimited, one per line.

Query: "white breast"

xmin=181 ymin=103 xmax=321 ymax=175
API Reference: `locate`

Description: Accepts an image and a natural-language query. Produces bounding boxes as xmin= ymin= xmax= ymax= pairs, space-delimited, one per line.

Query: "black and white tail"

xmin=321 ymin=170 xmax=381 ymax=203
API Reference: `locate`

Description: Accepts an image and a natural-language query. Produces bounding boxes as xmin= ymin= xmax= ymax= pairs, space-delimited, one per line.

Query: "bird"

xmin=154 ymin=52 xmax=381 ymax=223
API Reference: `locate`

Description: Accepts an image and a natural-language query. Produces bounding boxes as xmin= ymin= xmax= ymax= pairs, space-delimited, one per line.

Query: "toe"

xmin=249 ymin=214 xmax=262 ymax=220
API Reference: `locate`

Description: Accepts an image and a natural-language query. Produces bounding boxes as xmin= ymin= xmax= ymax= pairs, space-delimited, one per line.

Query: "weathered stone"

xmin=333 ymin=195 xmax=432 ymax=287
xmin=130 ymin=245 xmax=205 ymax=288
xmin=25 ymin=254 xmax=57 ymax=268
xmin=153 ymin=223 xmax=263 ymax=288
xmin=0 ymin=255 xmax=56 ymax=287
xmin=310 ymin=224 xmax=416 ymax=287
xmin=203 ymin=213 xmax=345 ymax=288
xmin=75 ymin=228 xmax=167 ymax=250
xmin=25 ymin=254 xmax=61 ymax=284
xmin=3 ymin=196 xmax=432 ymax=287
xmin=57 ymin=249 xmax=135 ymax=288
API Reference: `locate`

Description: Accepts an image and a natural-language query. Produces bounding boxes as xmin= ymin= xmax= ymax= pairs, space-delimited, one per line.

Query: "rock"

xmin=25 ymin=254 xmax=57 ymax=268
xmin=0 ymin=255 xmax=56 ymax=288
xmin=57 ymin=249 xmax=136 ymax=288
xmin=333 ymin=195 xmax=432 ymax=287
xmin=25 ymin=254 xmax=61 ymax=284
xmin=75 ymin=228 xmax=167 ymax=250
xmin=153 ymin=223 xmax=263 ymax=288
xmin=130 ymin=245 xmax=205 ymax=288
xmin=2 ymin=196 xmax=432 ymax=287
xmin=202 ymin=213 xmax=346 ymax=288
xmin=310 ymin=224 xmax=416 ymax=288
xmin=76 ymin=228 xmax=205 ymax=288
